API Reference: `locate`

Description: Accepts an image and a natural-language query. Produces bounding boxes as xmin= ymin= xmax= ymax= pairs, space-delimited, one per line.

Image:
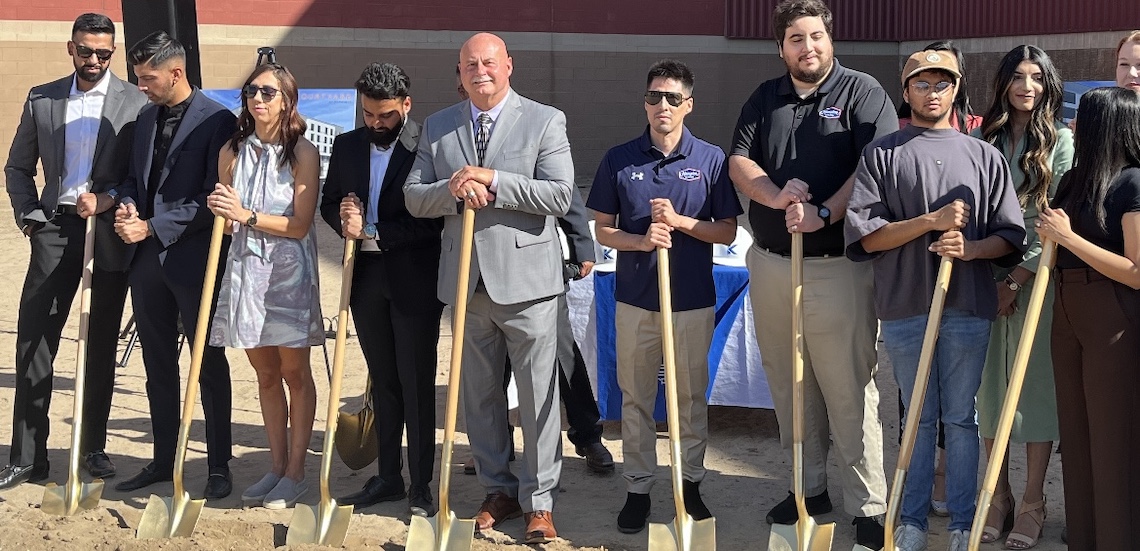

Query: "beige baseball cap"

xmin=902 ymin=49 xmax=961 ymax=85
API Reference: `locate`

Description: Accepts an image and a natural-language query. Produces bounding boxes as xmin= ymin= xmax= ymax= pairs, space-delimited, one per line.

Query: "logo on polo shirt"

xmin=631 ymin=171 xmax=644 ymax=181
xmin=819 ymin=106 xmax=843 ymax=119
xmin=678 ymin=168 xmax=702 ymax=181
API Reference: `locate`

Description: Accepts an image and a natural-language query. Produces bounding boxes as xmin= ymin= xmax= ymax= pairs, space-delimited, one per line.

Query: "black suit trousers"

xmin=10 ymin=214 xmax=129 ymax=466
xmin=351 ymin=253 xmax=443 ymax=487
xmin=128 ymin=237 xmax=232 ymax=470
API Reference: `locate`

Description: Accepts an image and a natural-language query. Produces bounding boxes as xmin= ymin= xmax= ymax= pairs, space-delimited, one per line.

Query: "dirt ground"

xmin=0 ymin=205 xmax=1070 ymax=550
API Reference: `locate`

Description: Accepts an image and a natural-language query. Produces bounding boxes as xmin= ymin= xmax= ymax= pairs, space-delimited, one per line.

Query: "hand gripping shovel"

xmin=768 ymin=232 xmax=834 ymax=551
xmin=136 ymin=215 xmax=227 ymax=539
xmin=883 ymin=254 xmax=955 ymax=551
xmin=967 ymin=240 xmax=1057 ymax=551
xmin=41 ymin=215 xmax=104 ymax=515
xmin=336 ymin=374 xmax=378 ymax=471
xmin=286 ymin=237 xmax=358 ymax=546
xmin=648 ymin=246 xmax=717 ymax=551
xmin=405 ymin=207 xmax=477 ymax=551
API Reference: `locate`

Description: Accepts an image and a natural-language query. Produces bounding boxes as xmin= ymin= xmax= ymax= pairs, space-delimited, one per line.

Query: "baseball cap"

xmin=902 ymin=49 xmax=961 ymax=85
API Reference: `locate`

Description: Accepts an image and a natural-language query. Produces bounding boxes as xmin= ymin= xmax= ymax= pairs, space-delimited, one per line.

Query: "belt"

xmin=54 ymin=204 xmax=79 ymax=216
xmin=755 ymin=245 xmax=836 ymax=259
xmin=1058 ymin=267 xmax=1110 ymax=284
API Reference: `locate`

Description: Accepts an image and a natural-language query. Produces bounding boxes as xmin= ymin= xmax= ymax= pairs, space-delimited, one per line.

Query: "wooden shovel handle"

xmin=438 ymin=207 xmax=476 ymax=517
xmin=319 ymin=237 xmax=357 ymax=502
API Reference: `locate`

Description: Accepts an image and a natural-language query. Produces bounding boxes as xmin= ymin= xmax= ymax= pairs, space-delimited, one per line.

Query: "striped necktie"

xmin=475 ymin=112 xmax=491 ymax=167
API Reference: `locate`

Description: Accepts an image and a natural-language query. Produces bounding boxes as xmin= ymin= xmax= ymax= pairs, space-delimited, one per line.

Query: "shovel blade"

xmin=406 ymin=511 xmax=476 ymax=551
xmin=286 ymin=500 xmax=354 ymax=546
xmin=135 ymin=492 xmax=204 ymax=539
xmin=335 ymin=410 xmax=378 ymax=471
xmin=648 ymin=516 xmax=717 ymax=551
xmin=768 ymin=518 xmax=835 ymax=551
xmin=41 ymin=479 xmax=104 ymax=516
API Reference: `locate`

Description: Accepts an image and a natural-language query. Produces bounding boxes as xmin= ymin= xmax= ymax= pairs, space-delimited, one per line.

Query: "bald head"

xmin=459 ymin=32 xmax=513 ymax=110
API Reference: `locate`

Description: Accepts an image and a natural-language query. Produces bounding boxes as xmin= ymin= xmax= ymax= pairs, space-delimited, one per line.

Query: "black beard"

xmin=367 ymin=117 xmax=404 ymax=147
xmin=788 ymin=58 xmax=833 ymax=86
xmin=76 ymin=65 xmax=107 ymax=83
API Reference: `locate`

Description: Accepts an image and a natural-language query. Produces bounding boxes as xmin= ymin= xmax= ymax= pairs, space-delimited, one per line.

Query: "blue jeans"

xmin=881 ymin=309 xmax=990 ymax=532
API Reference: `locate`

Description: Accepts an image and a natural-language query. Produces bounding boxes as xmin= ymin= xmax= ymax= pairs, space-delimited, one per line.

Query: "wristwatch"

xmin=105 ymin=188 xmax=119 ymax=202
xmin=245 ymin=211 xmax=258 ymax=227
xmin=363 ymin=223 xmax=377 ymax=240
xmin=1005 ymin=275 xmax=1022 ymax=292
xmin=817 ymin=204 xmax=832 ymax=228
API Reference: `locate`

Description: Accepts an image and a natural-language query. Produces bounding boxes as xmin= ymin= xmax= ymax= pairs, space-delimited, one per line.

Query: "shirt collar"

xmin=775 ymin=59 xmax=846 ymax=99
xmin=637 ymin=125 xmax=694 ymax=159
xmin=70 ymin=71 xmax=111 ymax=97
xmin=470 ymin=88 xmax=511 ymax=124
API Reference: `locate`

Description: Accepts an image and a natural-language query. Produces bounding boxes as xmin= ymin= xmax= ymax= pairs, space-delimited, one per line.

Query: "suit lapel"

xmin=91 ymin=76 xmax=125 ymax=168
xmin=355 ymin=134 xmax=372 ymax=201
xmin=139 ymin=107 xmax=158 ymax=194
xmin=481 ymin=92 xmax=521 ymax=167
xmin=453 ymin=102 xmax=476 ymax=167
xmin=50 ymin=80 xmax=69 ymax=176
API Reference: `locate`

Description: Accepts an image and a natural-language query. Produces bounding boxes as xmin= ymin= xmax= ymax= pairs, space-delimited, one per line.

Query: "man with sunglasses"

xmin=1 ymin=12 xmax=147 ymax=490
xmin=586 ymin=59 xmax=742 ymax=534
xmin=727 ymin=1 xmax=896 ymax=546
xmin=109 ymin=31 xmax=237 ymax=500
xmin=846 ymin=50 xmax=1026 ymax=551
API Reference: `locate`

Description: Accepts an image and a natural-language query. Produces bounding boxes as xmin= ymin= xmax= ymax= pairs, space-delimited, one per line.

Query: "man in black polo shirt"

xmin=727 ymin=0 xmax=896 ymax=547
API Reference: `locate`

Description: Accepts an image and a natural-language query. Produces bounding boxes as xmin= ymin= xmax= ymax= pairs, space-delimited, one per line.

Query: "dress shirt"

xmin=362 ymin=143 xmax=394 ymax=252
xmin=469 ymin=90 xmax=510 ymax=191
xmin=147 ymin=89 xmax=196 ymax=216
xmin=59 ymin=73 xmax=111 ymax=206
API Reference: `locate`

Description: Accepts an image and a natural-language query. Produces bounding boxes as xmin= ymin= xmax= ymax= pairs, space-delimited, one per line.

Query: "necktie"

xmin=475 ymin=112 xmax=491 ymax=167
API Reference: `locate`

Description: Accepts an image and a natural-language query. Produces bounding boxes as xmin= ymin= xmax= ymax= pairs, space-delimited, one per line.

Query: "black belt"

xmin=55 ymin=204 xmax=78 ymax=216
xmin=755 ymin=245 xmax=837 ymax=259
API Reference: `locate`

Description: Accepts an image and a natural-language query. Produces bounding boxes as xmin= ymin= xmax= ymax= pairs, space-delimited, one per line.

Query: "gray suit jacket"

xmin=404 ymin=89 xmax=574 ymax=305
xmin=4 ymin=73 xmax=148 ymax=272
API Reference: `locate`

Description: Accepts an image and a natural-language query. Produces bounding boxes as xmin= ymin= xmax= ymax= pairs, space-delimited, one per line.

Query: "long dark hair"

xmin=897 ymin=40 xmax=973 ymax=131
xmin=1055 ymin=87 xmax=1140 ymax=230
xmin=980 ymin=45 xmax=1063 ymax=211
xmin=230 ymin=63 xmax=306 ymax=168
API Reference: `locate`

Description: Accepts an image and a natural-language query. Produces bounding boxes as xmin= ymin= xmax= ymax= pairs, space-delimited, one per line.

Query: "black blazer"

xmin=115 ymin=89 xmax=236 ymax=283
xmin=320 ymin=120 xmax=443 ymax=314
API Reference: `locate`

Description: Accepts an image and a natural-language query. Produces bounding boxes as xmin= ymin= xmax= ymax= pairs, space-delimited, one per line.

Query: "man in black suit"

xmin=0 ymin=13 xmax=148 ymax=490
xmin=319 ymin=63 xmax=443 ymax=516
xmin=110 ymin=31 xmax=236 ymax=500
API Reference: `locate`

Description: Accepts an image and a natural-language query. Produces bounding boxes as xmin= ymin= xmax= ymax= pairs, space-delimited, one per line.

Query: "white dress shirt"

xmin=59 ymin=73 xmax=110 ymax=206
xmin=469 ymin=90 xmax=510 ymax=192
xmin=362 ymin=143 xmax=394 ymax=252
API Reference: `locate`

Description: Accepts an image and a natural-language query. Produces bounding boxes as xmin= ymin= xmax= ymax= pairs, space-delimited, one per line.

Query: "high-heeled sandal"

xmin=1005 ymin=498 xmax=1045 ymax=550
xmin=980 ymin=490 xmax=1015 ymax=543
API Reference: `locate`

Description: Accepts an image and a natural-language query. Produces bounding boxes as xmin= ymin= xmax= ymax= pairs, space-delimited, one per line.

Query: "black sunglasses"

xmin=644 ymin=90 xmax=691 ymax=107
xmin=242 ymin=84 xmax=280 ymax=101
xmin=74 ymin=44 xmax=114 ymax=61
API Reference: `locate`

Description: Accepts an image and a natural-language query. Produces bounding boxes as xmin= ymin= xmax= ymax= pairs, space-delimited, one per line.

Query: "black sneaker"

xmin=617 ymin=492 xmax=651 ymax=534
xmin=766 ymin=490 xmax=832 ymax=525
xmin=682 ymin=480 xmax=712 ymax=520
xmin=408 ymin=484 xmax=436 ymax=517
xmin=853 ymin=514 xmax=885 ymax=549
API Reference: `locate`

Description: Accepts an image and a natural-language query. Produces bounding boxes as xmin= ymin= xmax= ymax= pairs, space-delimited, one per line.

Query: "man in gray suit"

xmin=404 ymin=32 xmax=573 ymax=544
xmin=1 ymin=13 xmax=147 ymax=490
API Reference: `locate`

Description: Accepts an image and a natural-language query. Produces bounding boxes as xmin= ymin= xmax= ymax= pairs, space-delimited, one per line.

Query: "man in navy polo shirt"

xmin=728 ymin=0 xmax=896 ymax=547
xmin=587 ymin=58 xmax=742 ymax=534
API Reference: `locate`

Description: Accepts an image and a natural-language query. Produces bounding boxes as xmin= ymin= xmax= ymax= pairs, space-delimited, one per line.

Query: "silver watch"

xmin=363 ymin=223 xmax=377 ymax=239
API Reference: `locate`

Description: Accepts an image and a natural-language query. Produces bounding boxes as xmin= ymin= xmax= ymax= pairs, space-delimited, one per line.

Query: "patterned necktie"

xmin=475 ymin=112 xmax=491 ymax=167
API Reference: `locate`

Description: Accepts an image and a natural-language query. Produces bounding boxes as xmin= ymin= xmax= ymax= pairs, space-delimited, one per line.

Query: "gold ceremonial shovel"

xmin=136 ymin=215 xmax=227 ymax=539
xmin=405 ymin=207 xmax=477 ymax=551
xmin=287 ymin=237 xmax=358 ymax=545
xmin=884 ymin=254 xmax=955 ymax=551
xmin=336 ymin=375 xmax=378 ymax=471
xmin=967 ymin=240 xmax=1057 ymax=551
xmin=648 ymin=246 xmax=717 ymax=551
xmin=41 ymin=215 xmax=104 ymax=515
xmin=769 ymin=232 xmax=834 ymax=551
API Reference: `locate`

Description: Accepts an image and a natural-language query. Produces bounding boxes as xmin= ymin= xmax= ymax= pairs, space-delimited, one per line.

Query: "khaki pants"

xmin=747 ymin=245 xmax=887 ymax=516
xmin=616 ymin=302 xmax=712 ymax=494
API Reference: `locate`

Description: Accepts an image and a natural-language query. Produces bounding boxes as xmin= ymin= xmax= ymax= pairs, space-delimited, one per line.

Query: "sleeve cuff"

xmin=489 ymin=170 xmax=500 ymax=193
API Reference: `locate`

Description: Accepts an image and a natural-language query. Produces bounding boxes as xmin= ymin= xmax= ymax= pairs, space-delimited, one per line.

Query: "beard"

xmin=367 ymin=115 xmax=405 ymax=148
xmin=76 ymin=64 xmax=108 ymax=83
xmin=787 ymin=54 xmax=833 ymax=85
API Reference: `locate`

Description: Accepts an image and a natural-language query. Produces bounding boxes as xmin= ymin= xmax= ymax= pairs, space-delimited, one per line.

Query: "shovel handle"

xmin=967 ymin=240 xmax=1057 ymax=551
xmin=656 ymin=246 xmax=690 ymax=525
xmin=64 ymin=216 xmax=97 ymax=503
xmin=789 ymin=232 xmax=814 ymax=527
xmin=885 ymin=254 xmax=954 ymax=551
xmin=318 ymin=237 xmax=357 ymax=502
xmin=438 ymin=206 xmax=476 ymax=518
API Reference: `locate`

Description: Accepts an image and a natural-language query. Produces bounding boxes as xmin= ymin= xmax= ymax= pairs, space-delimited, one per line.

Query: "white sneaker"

xmin=947 ymin=529 xmax=969 ymax=551
xmin=240 ymin=472 xmax=281 ymax=504
xmin=894 ymin=524 xmax=928 ymax=551
xmin=263 ymin=476 xmax=309 ymax=510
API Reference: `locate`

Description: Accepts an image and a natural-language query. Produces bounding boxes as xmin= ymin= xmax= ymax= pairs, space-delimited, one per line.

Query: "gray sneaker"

xmin=947 ymin=529 xmax=969 ymax=551
xmin=263 ymin=477 xmax=309 ymax=510
xmin=241 ymin=472 xmax=282 ymax=505
xmin=894 ymin=524 xmax=928 ymax=551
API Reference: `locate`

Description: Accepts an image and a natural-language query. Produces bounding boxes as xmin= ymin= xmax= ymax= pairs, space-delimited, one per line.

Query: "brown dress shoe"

xmin=475 ymin=491 xmax=523 ymax=531
xmin=524 ymin=510 xmax=557 ymax=543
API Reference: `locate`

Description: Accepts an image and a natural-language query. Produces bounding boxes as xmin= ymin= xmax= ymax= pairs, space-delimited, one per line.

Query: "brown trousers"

xmin=1052 ymin=267 xmax=1140 ymax=550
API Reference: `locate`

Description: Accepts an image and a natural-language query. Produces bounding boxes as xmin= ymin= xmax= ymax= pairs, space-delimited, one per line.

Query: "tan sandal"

xmin=980 ymin=489 xmax=1014 ymax=543
xmin=1005 ymin=498 xmax=1045 ymax=550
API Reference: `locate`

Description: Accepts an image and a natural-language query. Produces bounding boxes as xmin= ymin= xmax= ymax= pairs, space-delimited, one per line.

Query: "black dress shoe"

xmin=407 ymin=484 xmax=437 ymax=517
xmin=204 ymin=466 xmax=232 ymax=500
xmin=617 ymin=492 xmax=651 ymax=534
xmin=766 ymin=490 xmax=832 ymax=524
xmin=83 ymin=451 xmax=116 ymax=478
xmin=0 ymin=462 xmax=49 ymax=491
xmin=114 ymin=462 xmax=173 ymax=492
xmin=853 ymin=514 xmax=885 ymax=549
xmin=338 ymin=475 xmax=405 ymax=508
xmin=575 ymin=441 xmax=615 ymax=473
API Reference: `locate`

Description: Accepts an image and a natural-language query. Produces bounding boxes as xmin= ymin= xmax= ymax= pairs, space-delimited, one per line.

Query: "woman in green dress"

xmin=973 ymin=45 xmax=1073 ymax=549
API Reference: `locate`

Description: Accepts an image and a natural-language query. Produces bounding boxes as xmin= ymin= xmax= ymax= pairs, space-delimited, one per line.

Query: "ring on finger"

xmin=466 ymin=190 xmax=477 ymax=198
